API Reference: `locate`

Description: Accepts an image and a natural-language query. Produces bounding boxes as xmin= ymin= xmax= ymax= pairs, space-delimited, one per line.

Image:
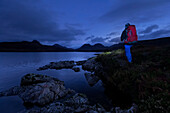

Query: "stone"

xmin=37 ymin=61 xmax=76 ymax=71
xmin=76 ymin=60 xmax=86 ymax=65
xmin=20 ymin=73 xmax=60 ymax=86
xmin=19 ymin=81 xmax=69 ymax=106
xmin=0 ymin=86 xmax=21 ymax=97
xmin=0 ymin=74 xmax=72 ymax=106
xmin=72 ymin=66 xmax=80 ymax=72
xmin=82 ymin=58 xmax=103 ymax=73
xmin=84 ymin=72 xmax=99 ymax=86
xmin=64 ymin=93 xmax=89 ymax=107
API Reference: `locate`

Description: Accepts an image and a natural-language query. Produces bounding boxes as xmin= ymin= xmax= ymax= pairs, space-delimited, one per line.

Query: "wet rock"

xmin=72 ymin=66 xmax=80 ymax=72
xmin=19 ymin=81 xmax=70 ymax=106
xmin=64 ymin=93 xmax=89 ymax=107
xmin=82 ymin=58 xmax=103 ymax=72
xmin=115 ymin=103 xmax=138 ymax=113
xmin=0 ymin=74 xmax=73 ymax=106
xmin=37 ymin=61 xmax=76 ymax=71
xmin=21 ymin=73 xmax=60 ymax=86
xmin=19 ymin=93 xmax=103 ymax=113
xmin=82 ymin=58 xmax=96 ymax=71
xmin=76 ymin=60 xmax=86 ymax=65
xmin=0 ymin=86 xmax=21 ymax=97
xmin=84 ymin=72 xmax=99 ymax=86
xmin=19 ymin=92 xmax=138 ymax=113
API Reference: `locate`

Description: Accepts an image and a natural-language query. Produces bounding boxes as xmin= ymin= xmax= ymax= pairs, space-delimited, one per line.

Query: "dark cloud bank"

xmin=100 ymin=0 xmax=170 ymax=23
xmin=0 ymin=0 xmax=85 ymax=43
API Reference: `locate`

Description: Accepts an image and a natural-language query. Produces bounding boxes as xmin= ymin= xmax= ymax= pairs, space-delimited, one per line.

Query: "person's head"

xmin=125 ymin=23 xmax=130 ymax=28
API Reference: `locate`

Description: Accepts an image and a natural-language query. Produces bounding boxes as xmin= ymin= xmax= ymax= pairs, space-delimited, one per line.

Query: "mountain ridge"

xmin=0 ymin=37 xmax=170 ymax=52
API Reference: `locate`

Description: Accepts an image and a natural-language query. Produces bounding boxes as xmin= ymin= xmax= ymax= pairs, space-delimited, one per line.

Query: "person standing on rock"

xmin=121 ymin=23 xmax=138 ymax=63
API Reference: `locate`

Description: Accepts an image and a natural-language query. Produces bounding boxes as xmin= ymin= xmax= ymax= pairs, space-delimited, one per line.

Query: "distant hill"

xmin=0 ymin=40 xmax=72 ymax=52
xmin=0 ymin=37 xmax=169 ymax=52
xmin=77 ymin=43 xmax=109 ymax=52
xmin=108 ymin=37 xmax=170 ymax=50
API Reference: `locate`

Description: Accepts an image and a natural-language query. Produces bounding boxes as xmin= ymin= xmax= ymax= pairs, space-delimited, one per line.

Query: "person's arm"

xmin=121 ymin=30 xmax=126 ymax=41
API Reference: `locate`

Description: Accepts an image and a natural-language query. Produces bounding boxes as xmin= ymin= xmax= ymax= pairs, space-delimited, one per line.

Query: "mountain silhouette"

xmin=0 ymin=40 xmax=72 ymax=52
xmin=0 ymin=37 xmax=169 ymax=52
xmin=77 ymin=43 xmax=108 ymax=51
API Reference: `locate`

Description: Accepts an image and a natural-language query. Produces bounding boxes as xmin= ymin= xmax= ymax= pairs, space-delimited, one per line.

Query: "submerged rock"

xmin=72 ymin=66 xmax=80 ymax=72
xmin=84 ymin=72 xmax=99 ymax=86
xmin=37 ymin=61 xmax=76 ymax=71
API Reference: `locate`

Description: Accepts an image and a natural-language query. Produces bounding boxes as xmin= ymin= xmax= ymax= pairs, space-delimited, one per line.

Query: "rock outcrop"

xmin=19 ymin=81 xmax=72 ymax=106
xmin=20 ymin=73 xmax=60 ymax=86
xmin=76 ymin=60 xmax=86 ymax=65
xmin=0 ymin=74 xmax=74 ymax=106
xmin=82 ymin=57 xmax=103 ymax=72
xmin=37 ymin=61 xmax=76 ymax=71
xmin=19 ymin=93 xmax=137 ymax=113
xmin=0 ymin=73 xmax=138 ymax=113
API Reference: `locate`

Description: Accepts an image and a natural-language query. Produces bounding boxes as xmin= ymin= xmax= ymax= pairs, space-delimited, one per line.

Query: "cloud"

xmin=109 ymin=37 xmax=121 ymax=42
xmin=91 ymin=37 xmax=106 ymax=43
xmin=140 ymin=25 xmax=159 ymax=34
xmin=107 ymin=32 xmax=117 ymax=36
xmin=0 ymin=0 xmax=85 ymax=42
xmin=139 ymin=29 xmax=170 ymax=39
xmin=100 ymin=0 xmax=170 ymax=23
xmin=85 ymin=35 xmax=95 ymax=40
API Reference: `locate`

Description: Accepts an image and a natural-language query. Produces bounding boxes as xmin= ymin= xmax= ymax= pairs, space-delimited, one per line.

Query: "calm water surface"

xmin=0 ymin=52 xmax=113 ymax=113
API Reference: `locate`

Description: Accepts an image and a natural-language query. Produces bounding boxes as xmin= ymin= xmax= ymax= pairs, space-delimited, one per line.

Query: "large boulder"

xmin=82 ymin=58 xmax=102 ymax=72
xmin=19 ymin=81 xmax=71 ymax=106
xmin=0 ymin=74 xmax=74 ymax=106
xmin=37 ymin=61 xmax=76 ymax=71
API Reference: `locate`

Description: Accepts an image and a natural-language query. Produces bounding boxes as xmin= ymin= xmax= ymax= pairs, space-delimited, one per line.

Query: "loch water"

xmin=0 ymin=52 xmax=133 ymax=113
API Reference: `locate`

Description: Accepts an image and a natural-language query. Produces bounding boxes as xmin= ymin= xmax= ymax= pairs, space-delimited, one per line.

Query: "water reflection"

xmin=0 ymin=52 xmax=109 ymax=113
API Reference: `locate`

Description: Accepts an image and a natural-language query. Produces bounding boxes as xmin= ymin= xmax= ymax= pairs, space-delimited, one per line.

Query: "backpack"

xmin=124 ymin=25 xmax=138 ymax=43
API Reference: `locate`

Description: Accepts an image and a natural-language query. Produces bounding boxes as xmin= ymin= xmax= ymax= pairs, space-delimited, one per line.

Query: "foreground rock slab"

xmin=0 ymin=73 xmax=138 ymax=113
xmin=19 ymin=93 xmax=137 ymax=113
xmin=0 ymin=74 xmax=74 ymax=106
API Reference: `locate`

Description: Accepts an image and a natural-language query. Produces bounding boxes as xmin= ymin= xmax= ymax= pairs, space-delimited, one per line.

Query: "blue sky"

xmin=0 ymin=0 xmax=170 ymax=48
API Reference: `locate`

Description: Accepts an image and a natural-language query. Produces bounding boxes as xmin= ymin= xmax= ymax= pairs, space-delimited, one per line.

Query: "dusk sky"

xmin=0 ymin=0 xmax=170 ymax=48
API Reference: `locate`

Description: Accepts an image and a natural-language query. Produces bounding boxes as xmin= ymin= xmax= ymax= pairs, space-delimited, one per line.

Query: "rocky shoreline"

xmin=0 ymin=73 xmax=137 ymax=113
xmin=0 ymin=57 xmax=138 ymax=113
xmin=34 ymin=44 xmax=170 ymax=113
